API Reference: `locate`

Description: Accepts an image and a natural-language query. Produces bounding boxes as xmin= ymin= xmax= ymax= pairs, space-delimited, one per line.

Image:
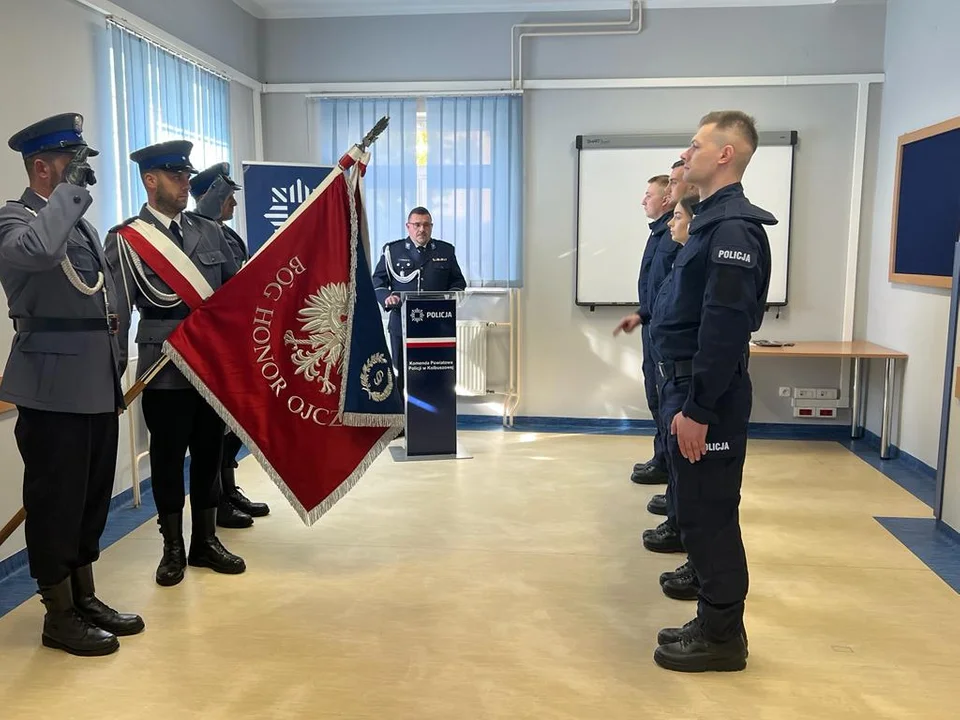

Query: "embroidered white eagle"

xmin=283 ymin=282 xmax=349 ymax=394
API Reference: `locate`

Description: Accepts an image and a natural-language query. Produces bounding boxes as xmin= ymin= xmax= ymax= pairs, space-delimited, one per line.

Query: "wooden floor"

xmin=0 ymin=431 xmax=955 ymax=719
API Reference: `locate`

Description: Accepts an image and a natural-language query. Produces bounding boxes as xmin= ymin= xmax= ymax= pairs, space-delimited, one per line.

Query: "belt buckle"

xmin=106 ymin=314 xmax=119 ymax=335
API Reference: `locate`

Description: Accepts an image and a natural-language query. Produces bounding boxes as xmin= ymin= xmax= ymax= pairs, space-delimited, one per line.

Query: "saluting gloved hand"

xmin=195 ymin=175 xmax=233 ymax=220
xmin=62 ymin=147 xmax=97 ymax=188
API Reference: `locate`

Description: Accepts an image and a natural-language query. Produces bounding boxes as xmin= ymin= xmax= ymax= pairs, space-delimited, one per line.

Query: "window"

xmin=107 ymin=20 xmax=232 ymax=223
xmin=315 ymin=94 xmax=523 ymax=287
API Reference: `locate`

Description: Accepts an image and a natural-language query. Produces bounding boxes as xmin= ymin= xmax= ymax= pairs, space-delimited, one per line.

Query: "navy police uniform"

xmin=371 ymin=237 xmax=466 ymax=395
xmin=188 ymin=163 xmax=270 ymax=527
xmin=635 ymin=211 xmax=679 ymax=485
xmin=649 ymin=182 xmax=774 ymax=668
xmin=104 ymin=141 xmax=245 ymax=588
xmin=0 ymin=113 xmax=143 ymax=656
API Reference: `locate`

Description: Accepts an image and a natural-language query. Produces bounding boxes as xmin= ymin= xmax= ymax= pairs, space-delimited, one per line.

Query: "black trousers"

xmin=141 ymin=388 xmax=224 ymax=518
xmin=389 ymin=330 xmax=405 ymax=398
xmin=221 ymin=431 xmax=244 ymax=493
xmin=658 ymin=369 xmax=751 ymax=643
xmin=15 ymin=407 xmax=118 ymax=587
xmin=641 ymin=325 xmax=668 ymax=471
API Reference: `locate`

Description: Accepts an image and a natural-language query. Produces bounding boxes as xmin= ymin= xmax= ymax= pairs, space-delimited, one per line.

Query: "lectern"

xmin=401 ymin=292 xmax=458 ymax=458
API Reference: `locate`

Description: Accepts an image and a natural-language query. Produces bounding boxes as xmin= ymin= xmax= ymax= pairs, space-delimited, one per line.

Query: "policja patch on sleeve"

xmin=713 ymin=246 xmax=756 ymax=268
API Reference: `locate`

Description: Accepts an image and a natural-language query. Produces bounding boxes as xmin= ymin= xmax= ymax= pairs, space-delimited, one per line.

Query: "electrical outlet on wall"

xmin=779 ymin=386 xmax=791 ymax=398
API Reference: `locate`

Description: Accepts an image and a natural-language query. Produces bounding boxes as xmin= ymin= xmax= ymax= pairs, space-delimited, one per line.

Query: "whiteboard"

xmin=575 ymin=132 xmax=797 ymax=307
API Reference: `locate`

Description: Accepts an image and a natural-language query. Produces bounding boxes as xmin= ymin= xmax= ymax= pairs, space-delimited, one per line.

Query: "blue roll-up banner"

xmin=240 ymin=162 xmax=335 ymax=255
xmin=404 ymin=294 xmax=458 ymax=457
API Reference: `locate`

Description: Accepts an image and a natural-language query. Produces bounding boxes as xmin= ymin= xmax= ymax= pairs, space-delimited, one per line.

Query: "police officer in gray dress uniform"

xmin=189 ymin=162 xmax=270 ymax=529
xmin=0 ymin=113 xmax=144 ymax=656
xmin=104 ymin=141 xmax=245 ymax=588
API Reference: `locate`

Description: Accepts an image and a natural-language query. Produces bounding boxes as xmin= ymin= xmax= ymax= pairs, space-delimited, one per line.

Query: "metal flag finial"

xmin=359 ymin=116 xmax=390 ymax=150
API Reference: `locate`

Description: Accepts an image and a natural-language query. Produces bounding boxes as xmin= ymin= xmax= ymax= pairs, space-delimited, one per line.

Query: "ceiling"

xmin=233 ymin=0 xmax=861 ymax=20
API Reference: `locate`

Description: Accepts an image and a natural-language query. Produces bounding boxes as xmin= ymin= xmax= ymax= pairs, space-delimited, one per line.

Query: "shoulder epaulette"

xmin=107 ymin=216 xmax=136 ymax=234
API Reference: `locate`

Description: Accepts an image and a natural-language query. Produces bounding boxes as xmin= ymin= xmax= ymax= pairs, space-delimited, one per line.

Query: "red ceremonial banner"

xmin=163 ymin=154 xmax=402 ymax=524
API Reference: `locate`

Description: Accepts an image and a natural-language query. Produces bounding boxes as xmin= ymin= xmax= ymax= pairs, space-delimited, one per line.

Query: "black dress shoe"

xmin=647 ymin=493 xmax=668 ymax=516
xmin=39 ymin=577 xmax=119 ymax=657
xmin=217 ymin=500 xmax=253 ymax=529
xmin=654 ymin=625 xmax=747 ymax=673
xmin=71 ymin=564 xmax=144 ymax=636
xmin=226 ymin=487 xmax=270 ymax=518
xmin=188 ymin=508 xmax=246 ymax=575
xmin=631 ymin=464 xmax=669 ymax=485
xmin=642 ymin=521 xmax=684 ymax=553
xmin=156 ymin=513 xmax=187 ymax=587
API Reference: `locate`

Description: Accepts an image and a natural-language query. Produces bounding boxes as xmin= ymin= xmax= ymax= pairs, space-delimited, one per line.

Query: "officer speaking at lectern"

xmin=372 ymin=207 xmax=466 ymax=397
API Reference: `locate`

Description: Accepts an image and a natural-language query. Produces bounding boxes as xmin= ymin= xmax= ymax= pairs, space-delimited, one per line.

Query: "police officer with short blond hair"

xmin=0 ymin=113 xmax=143 ymax=656
xmin=650 ymin=111 xmax=773 ymax=673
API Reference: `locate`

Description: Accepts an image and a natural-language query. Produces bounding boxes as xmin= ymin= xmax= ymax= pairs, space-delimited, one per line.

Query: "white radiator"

xmin=456 ymin=321 xmax=488 ymax=396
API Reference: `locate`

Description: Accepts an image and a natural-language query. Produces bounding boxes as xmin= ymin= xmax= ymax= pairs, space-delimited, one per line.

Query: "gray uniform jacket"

xmin=0 ymin=185 xmax=124 ymax=414
xmin=104 ymin=205 xmax=240 ymax=391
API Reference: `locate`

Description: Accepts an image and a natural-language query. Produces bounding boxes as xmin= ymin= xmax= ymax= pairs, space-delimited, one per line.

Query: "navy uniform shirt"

xmin=649 ymin=182 xmax=775 ymax=425
xmin=371 ymin=237 xmax=467 ymax=335
xmin=638 ymin=210 xmax=680 ymax=324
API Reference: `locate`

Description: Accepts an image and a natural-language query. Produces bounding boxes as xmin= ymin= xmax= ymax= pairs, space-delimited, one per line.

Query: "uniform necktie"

xmin=170 ymin=221 xmax=183 ymax=246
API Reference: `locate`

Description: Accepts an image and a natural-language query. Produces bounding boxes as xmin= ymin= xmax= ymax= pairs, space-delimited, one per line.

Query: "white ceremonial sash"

xmin=118 ymin=218 xmax=215 ymax=310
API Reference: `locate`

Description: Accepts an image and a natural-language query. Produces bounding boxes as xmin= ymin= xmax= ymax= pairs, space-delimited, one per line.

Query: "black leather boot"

xmin=188 ymin=508 xmax=246 ymax=575
xmin=156 ymin=513 xmax=187 ymax=587
xmin=222 ymin=464 xmax=270 ymax=518
xmin=662 ymin=569 xmax=700 ymax=601
xmin=226 ymin=488 xmax=270 ymax=518
xmin=642 ymin=521 xmax=685 ymax=553
xmin=72 ymin=564 xmax=145 ymax=636
xmin=647 ymin=493 xmax=668 ymax=516
xmin=216 ymin=499 xmax=253 ymax=529
xmin=659 ymin=559 xmax=692 ymax=586
xmin=631 ymin=464 xmax=669 ymax=485
xmin=39 ymin=577 xmax=119 ymax=656
xmin=656 ymin=620 xmax=749 ymax=668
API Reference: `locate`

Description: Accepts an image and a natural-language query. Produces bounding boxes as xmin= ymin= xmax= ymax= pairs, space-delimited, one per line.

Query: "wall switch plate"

xmin=816 ymin=388 xmax=839 ymax=400
xmin=794 ymin=388 xmax=816 ymax=399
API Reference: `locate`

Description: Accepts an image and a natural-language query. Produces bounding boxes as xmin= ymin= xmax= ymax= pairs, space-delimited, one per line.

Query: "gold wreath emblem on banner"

xmin=360 ymin=352 xmax=394 ymax=402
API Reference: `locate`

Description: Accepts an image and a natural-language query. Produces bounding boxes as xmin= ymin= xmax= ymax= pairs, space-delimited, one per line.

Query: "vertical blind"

xmin=315 ymin=94 xmax=523 ymax=287
xmin=107 ymin=20 xmax=232 ymax=223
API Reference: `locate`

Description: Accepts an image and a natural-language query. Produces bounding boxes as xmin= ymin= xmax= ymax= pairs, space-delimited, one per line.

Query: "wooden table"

xmin=749 ymin=341 xmax=908 ymax=459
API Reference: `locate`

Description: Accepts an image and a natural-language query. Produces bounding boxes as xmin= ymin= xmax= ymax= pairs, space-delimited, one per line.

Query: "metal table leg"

xmin=851 ymin=357 xmax=865 ymax=438
xmin=881 ymin=357 xmax=896 ymax=459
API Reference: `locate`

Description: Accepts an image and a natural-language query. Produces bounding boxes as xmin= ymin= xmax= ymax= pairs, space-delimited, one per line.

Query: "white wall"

xmin=109 ymin=0 xmax=261 ymax=80
xmin=0 ymin=0 xmax=262 ymax=564
xmin=260 ymin=3 xmax=886 ymax=424
xmin=862 ymin=0 xmax=960 ymax=472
